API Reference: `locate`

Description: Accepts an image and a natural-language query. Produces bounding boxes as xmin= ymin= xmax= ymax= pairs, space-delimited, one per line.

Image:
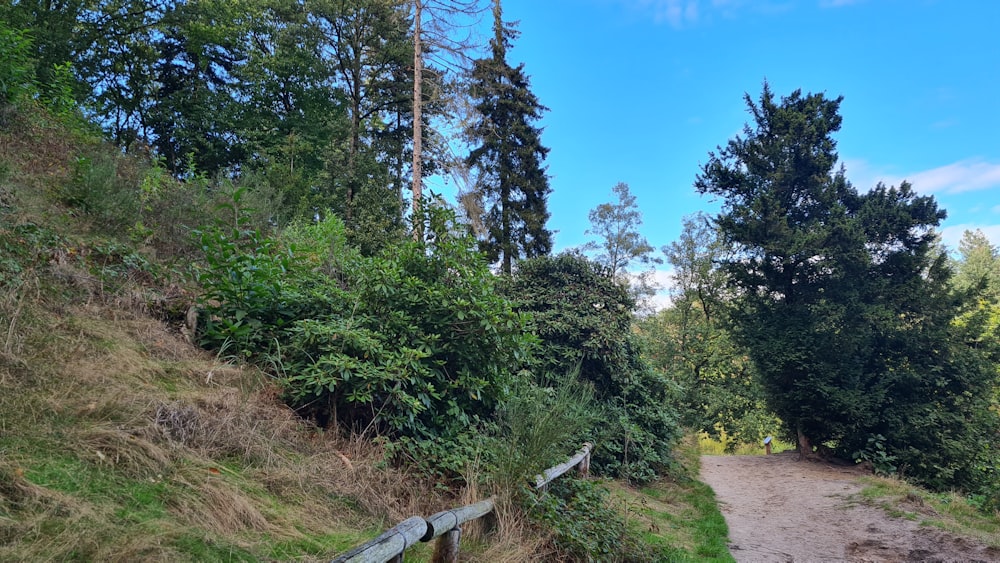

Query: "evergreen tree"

xmin=465 ymin=0 xmax=552 ymax=274
xmin=696 ymin=84 xmax=996 ymax=489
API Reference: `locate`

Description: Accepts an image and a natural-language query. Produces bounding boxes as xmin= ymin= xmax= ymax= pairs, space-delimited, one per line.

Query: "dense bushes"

xmin=194 ymin=212 xmax=682 ymax=486
xmin=195 ymin=207 xmax=533 ymax=456
xmin=503 ymin=253 xmax=682 ymax=483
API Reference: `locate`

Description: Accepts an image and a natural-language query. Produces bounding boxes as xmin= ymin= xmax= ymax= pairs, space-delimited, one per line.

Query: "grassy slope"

xmin=0 ymin=103 xmax=747 ymax=562
xmin=608 ymin=436 xmax=734 ymax=563
xmin=0 ymin=106 xmax=451 ymax=561
xmin=0 ymin=284 xmax=447 ymax=561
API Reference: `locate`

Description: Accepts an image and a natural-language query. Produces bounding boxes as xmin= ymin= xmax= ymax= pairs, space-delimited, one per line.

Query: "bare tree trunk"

xmin=411 ymin=0 xmax=424 ymax=241
xmin=797 ymin=424 xmax=812 ymax=461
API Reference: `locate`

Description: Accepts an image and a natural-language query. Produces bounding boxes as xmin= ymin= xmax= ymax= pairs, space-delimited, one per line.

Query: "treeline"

xmin=1 ymin=0 xmax=552 ymax=260
xmin=1 ymin=3 xmax=677 ymax=558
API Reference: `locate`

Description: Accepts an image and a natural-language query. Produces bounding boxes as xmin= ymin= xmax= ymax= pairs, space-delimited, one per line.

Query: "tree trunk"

xmin=411 ymin=0 xmax=423 ymax=242
xmin=797 ymin=424 xmax=812 ymax=460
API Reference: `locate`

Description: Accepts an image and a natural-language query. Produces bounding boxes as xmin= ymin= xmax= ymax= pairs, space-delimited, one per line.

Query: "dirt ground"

xmin=700 ymin=453 xmax=1000 ymax=562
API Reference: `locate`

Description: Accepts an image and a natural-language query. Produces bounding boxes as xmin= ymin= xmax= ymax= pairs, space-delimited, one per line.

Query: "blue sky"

xmin=433 ymin=0 xmax=1000 ymax=271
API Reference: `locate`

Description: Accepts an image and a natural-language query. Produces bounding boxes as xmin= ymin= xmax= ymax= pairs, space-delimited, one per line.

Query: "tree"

xmin=583 ymin=182 xmax=661 ymax=304
xmin=641 ymin=213 xmax=777 ymax=446
xmin=313 ymin=0 xmax=414 ymax=251
xmin=464 ymin=0 xmax=552 ymax=274
xmin=695 ymin=84 xmax=996 ymax=488
xmin=953 ymin=229 xmax=1000 ymax=298
xmin=502 ymin=253 xmax=680 ymax=482
xmin=146 ymin=0 xmax=248 ymax=175
xmin=408 ymin=0 xmax=482 ymax=241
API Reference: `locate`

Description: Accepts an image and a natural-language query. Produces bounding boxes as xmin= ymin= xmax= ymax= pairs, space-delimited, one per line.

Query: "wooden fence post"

xmin=423 ymin=498 xmax=495 ymax=563
xmin=431 ymin=527 xmax=461 ymax=563
xmin=534 ymin=442 xmax=593 ymax=490
xmin=578 ymin=445 xmax=590 ymax=478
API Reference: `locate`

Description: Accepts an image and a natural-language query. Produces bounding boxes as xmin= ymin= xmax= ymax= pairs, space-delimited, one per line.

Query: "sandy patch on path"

xmin=700 ymin=452 xmax=998 ymax=562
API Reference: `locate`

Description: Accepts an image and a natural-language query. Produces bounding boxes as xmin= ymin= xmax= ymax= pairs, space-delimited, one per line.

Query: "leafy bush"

xmin=280 ymin=206 xmax=533 ymax=445
xmin=530 ymin=477 xmax=651 ymax=562
xmin=503 ymin=253 xmax=682 ymax=483
xmin=194 ymin=204 xmax=533 ymax=474
xmin=56 ymin=152 xmax=142 ymax=232
xmin=0 ymin=22 xmax=35 ymax=106
xmin=195 ymin=223 xmax=295 ymax=355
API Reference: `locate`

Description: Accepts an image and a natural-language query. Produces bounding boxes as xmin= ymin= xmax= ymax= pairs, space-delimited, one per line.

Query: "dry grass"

xmin=167 ymin=466 xmax=277 ymax=537
xmin=0 ymin=107 xmax=555 ymax=559
xmin=0 ymin=292 xmax=506 ymax=559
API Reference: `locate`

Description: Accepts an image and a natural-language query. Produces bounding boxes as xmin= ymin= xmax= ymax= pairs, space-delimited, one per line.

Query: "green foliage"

xmin=465 ymin=8 xmax=552 ymax=274
xmin=644 ymin=213 xmax=779 ymax=448
xmin=0 ymin=22 xmax=35 ymax=105
xmin=530 ymin=477 xmax=651 ymax=562
xmin=0 ymin=223 xmax=63 ymax=292
xmin=59 ymin=153 xmax=141 ymax=231
xmin=852 ymin=434 xmax=897 ymax=476
xmin=194 ymin=203 xmax=532 ymax=475
xmin=696 ymin=83 xmax=997 ymax=491
xmin=281 ymin=205 xmax=532 ymax=445
xmin=194 ymin=188 xmax=316 ymax=357
xmin=489 ymin=378 xmax=600 ymax=494
xmin=504 ymin=253 xmax=681 ymax=483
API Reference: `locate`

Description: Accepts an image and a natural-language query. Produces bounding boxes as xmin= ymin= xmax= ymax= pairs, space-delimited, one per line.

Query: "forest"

xmin=1 ymin=0 xmax=999 ymax=560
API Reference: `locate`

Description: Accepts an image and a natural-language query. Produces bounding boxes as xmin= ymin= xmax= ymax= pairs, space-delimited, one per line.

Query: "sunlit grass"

xmin=697 ymin=430 xmax=795 ymax=455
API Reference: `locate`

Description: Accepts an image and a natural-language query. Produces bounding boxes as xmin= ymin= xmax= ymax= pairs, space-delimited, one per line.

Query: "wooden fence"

xmin=331 ymin=442 xmax=593 ymax=563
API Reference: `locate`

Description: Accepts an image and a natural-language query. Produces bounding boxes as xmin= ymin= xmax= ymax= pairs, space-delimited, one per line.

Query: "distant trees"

xmin=465 ymin=1 xmax=552 ymax=274
xmin=639 ymin=213 xmax=776 ymax=446
xmin=583 ymin=182 xmax=661 ymax=305
xmin=696 ymin=83 xmax=997 ymax=489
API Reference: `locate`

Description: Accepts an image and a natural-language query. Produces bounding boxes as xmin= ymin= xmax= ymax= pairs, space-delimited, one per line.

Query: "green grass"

xmin=609 ymin=435 xmax=735 ymax=562
xmin=858 ymin=476 xmax=1000 ymax=549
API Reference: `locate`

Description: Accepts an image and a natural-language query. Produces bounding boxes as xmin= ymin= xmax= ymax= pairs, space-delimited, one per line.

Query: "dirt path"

xmin=700 ymin=452 xmax=998 ymax=562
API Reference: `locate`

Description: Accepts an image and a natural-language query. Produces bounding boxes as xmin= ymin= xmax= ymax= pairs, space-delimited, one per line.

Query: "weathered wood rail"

xmin=331 ymin=442 xmax=593 ymax=563
xmin=533 ymin=441 xmax=591 ymax=489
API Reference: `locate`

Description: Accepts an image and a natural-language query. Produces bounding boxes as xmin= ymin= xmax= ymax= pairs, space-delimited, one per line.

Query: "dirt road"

xmin=700 ymin=453 xmax=998 ymax=562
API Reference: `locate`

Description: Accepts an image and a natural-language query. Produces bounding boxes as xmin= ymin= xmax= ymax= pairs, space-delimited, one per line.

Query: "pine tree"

xmin=465 ymin=0 xmax=552 ymax=274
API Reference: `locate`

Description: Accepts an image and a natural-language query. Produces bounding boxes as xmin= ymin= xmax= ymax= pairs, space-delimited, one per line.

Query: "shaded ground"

xmin=700 ymin=453 xmax=999 ymax=562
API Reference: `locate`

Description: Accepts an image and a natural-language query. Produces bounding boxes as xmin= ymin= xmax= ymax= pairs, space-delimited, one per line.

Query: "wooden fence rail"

xmin=533 ymin=442 xmax=592 ymax=489
xmin=331 ymin=443 xmax=593 ymax=563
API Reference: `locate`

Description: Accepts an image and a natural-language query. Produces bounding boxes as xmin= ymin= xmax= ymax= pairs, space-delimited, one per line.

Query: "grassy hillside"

xmin=0 ymin=99 xmax=740 ymax=562
xmin=0 ymin=105 xmax=472 ymax=561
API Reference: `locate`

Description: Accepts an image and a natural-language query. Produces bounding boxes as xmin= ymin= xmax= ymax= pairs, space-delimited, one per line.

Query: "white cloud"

xmin=905 ymin=159 xmax=1000 ymax=195
xmin=622 ymin=0 xmax=769 ymax=28
xmin=843 ymin=158 xmax=1000 ymax=195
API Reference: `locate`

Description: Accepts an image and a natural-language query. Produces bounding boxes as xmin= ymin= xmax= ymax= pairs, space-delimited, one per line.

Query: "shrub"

xmin=280 ymin=205 xmax=533 ymax=445
xmin=194 ymin=203 xmax=534 ymax=474
xmin=530 ymin=477 xmax=651 ymax=562
xmin=503 ymin=253 xmax=682 ymax=483
xmin=0 ymin=22 xmax=35 ymax=106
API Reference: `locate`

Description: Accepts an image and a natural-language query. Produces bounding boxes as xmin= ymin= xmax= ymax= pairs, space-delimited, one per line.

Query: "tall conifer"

xmin=465 ymin=0 xmax=552 ymax=274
